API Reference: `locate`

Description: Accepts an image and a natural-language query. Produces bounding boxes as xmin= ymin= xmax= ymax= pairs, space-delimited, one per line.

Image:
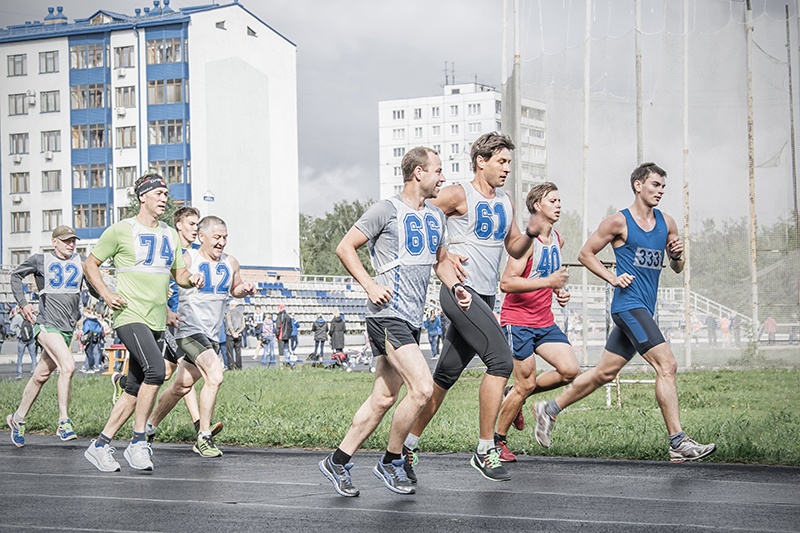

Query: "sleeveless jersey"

xmin=610 ymin=208 xmax=668 ymax=315
xmin=446 ymin=182 xmax=513 ymax=296
xmin=175 ymin=249 xmax=232 ymax=341
xmin=355 ymin=195 xmax=445 ymax=328
xmin=39 ymin=252 xmax=84 ymax=330
xmin=500 ymin=231 xmax=562 ymax=328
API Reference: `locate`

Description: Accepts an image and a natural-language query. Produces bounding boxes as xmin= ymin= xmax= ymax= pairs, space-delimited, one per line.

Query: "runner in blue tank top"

xmin=532 ymin=162 xmax=716 ymax=464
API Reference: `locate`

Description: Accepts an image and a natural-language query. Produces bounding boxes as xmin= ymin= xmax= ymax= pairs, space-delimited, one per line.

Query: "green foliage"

xmin=2 ymin=367 xmax=798 ymax=466
xmin=299 ymin=200 xmax=374 ymax=276
xmin=121 ymin=187 xmax=180 ymax=226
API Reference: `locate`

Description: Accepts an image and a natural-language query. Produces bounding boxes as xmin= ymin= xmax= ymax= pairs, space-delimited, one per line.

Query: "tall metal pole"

xmin=786 ymin=5 xmax=799 ymax=249
xmin=513 ymin=0 xmax=522 ymax=222
xmin=501 ymin=0 xmax=508 ymax=83
xmin=682 ymin=0 xmax=692 ymax=368
xmin=746 ymin=0 xmax=759 ymax=340
xmin=581 ymin=0 xmax=592 ymax=365
xmin=635 ymin=0 xmax=643 ymax=164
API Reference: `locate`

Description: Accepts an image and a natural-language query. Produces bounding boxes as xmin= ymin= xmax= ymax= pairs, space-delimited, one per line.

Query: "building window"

xmin=521 ymin=106 xmax=545 ymax=121
xmin=495 ymin=100 xmax=502 ymax=114
xmin=72 ymin=164 xmax=106 ymax=188
xmin=468 ymin=103 xmax=481 ymax=115
xmin=10 ymin=249 xmax=30 ymax=266
xmin=41 ymin=130 xmax=61 ymax=152
xmin=7 ymin=54 xmax=26 ymax=76
xmin=42 ymin=170 xmax=61 ymax=191
xmin=148 ymin=119 xmax=186 ymax=145
xmin=148 ymin=79 xmax=185 ymax=105
xmin=393 ymin=166 xmax=401 ymax=177
xmin=70 ymin=44 xmax=105 ymax=70
xmin=116 ymin=166 xmax=137 ymax=188
xmin=88 ymin=84 xmax=106 ymax=108
xmin=10 ymin=133 xmax=29 ymax=154
xmin=74 ymin=204 xmax=107 ymax=229
xmin=392 ymin=128 xmax=405 ymax=140
xmin=116 ymin=86 xmax=136 ymax=108
xmin=432 ymin=144 xmax=441 ymax=153
xmin=41 ymin=90 xmax=60 ymax=112
xmin=413 ymin=127 xmax=423 ymax=139
xmin=89 ymin=124 xmax=106 ymax=148
xmin=392 ymin=109 xmax=405 ymax=120
xmin=117 ymin=206 xmax=128 ymax=222
xmin=146 ymin=38 xmax=184 ymax=64
xmin=247 ymin=27 xmax=257 ymax=37
xmin=151 ymin=160 xmax=189 ymax=184
xmin=115 ymin=126 xmax=136 ymax=148
xmin=451 ymin=162 xmax=460 ymax=173
xmin=392 ymin=147 xmax=405 ymax=158
xmin=468 ymin=122 xmax=481 ymax=134
xmin=11 ymin=212 xmax=30 ymax=233
xmin=39 ymin=51 xmax=59 ymax=73
xmin=70 ymin=85 xmax=107 ymax=109
xmin=431 ymin=107 xmax=440 ymax=118
xmin=71 ymin=125 xmax=87 ymax=149
xmin=431 ymin=125 xmax=441 ymax=136
xmin=531 ymin=145 xmax=546 ymax=159
xmin=449 ymin=105 xmax=458 ymax=117
xmin=114 ymin=46 xmax=134 ymax=68
xmin=71 ymin=125 xmax=105 ymax=149
xmin=393 ymin=185 xmax=402 ymax=195
xmin=450 ymin=144 xmax=459 ymax=155
xmin=10 ymin=172 xmax=29 ymax=193
xmin=8 ymin=94 xmax=27 ymax=116
xmin=413 ymin=108 xmax=422 ymax=120
xmin=527 ymin=127 xmax=545 ymax=140
xmin=450 ymin=124 xmax=459 ymax=135
xmin=42 ymin=210 xmax=62 ymax=231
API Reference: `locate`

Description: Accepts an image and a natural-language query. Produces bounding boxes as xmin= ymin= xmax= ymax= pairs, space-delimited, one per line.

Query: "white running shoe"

xmin=84 ymin=440 xmax=121 ymax=472
xmin=124 ymin=440 xmax=154 ymax=471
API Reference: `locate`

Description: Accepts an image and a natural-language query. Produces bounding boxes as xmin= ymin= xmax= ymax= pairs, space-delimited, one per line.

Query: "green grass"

xmin=2 ymin=367 xmax=799 ymax=466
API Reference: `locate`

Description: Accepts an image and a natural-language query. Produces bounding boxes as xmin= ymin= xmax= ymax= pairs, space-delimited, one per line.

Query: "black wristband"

xmin=451 ymin=282 xmax=465 ymax=296
xmin=524 ymin=227 xmax=539 ymax=239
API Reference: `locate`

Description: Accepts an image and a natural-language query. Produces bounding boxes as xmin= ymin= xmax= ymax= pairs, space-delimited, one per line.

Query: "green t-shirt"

xmin=91 ymin=218 xmax=186 ymax=331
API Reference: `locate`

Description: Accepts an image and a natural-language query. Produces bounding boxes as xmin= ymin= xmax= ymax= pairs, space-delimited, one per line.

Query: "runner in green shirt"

xmin=83 ymin=173 xmax=203 ymax=473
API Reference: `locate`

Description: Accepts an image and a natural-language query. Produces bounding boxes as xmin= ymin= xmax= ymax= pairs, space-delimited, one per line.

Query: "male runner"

xmin=319 ymin=147 xmax=471 ymax=497
xmin=83 ymin=173 xmax=201 ymax=472
xmin=532 ymin=162 xmax=716 ymax=463
xmin=6 ymin=226 xmax=85 ymax=446
xmin=494 ymin=182 xmax=578 ymax=461
xmin=146 ymin=216 xmax=254 ymax=457
xmin=404 ymin=132 xmax=543 ymax=482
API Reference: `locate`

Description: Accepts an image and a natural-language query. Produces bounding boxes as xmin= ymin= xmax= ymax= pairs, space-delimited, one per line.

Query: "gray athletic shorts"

xmin=176 ymin=333 xmax=219 ymax=366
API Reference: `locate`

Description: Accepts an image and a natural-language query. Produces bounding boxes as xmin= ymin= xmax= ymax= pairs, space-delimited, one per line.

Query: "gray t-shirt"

xmin=355 ymin=195 xmax=445 ymax=328
xmin=10 ymin=252 xmax=85 ymax=332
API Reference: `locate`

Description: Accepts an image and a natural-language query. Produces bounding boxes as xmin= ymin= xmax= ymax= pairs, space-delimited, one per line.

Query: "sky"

xmin=0 ymin=0 xmax=506 ymax=217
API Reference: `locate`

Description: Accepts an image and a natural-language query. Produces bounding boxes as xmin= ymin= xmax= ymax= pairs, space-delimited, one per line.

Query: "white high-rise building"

xmin=378 ymin=82 xmax=546 ymax=201
xmin=0 ymin=1 xmax=299 ymax=271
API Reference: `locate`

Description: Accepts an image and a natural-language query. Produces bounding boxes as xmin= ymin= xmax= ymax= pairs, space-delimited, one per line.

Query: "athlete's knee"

xmin=558 ymin=362 xmax=580 ymax=383
xmin=142 ymin=360 xmax=166 ymax=387
xmin=59 ymin=358 xmax=76 ymax=377
xmin=371 ymin=390 xmax=398 ymax=413
xmin=594 ymin=367 xmax=618 ymax=385
xmin=204 ymin=368 xmax=223 ymax=389
xmin=514 ymin=378 xmax=536 ymax=397
xmin=486 ymin=352 xmax=514 ymax=379
xmin=405 ymin=376 xmax=434 ymax=406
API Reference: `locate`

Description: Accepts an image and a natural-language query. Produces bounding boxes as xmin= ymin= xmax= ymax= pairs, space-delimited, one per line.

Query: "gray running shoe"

xmin=319 ymin=453 xmax=359 ymax=497
xmin=670 ymin=437 xmax=717 ymax=464
xmin=402 ymin=445 xmax=418 ymax=484
xmin=124 ymin=441 xmax=154 ymax=471
xmin=373 ymin=459 xmax=415 ymax=495
xmin=84 ymin=440 xmax=121 ymax=472
xmin=533 ymin=401 xmax=555 ymax=448
xmin=470 ymin=448 xmax=511 ymax=482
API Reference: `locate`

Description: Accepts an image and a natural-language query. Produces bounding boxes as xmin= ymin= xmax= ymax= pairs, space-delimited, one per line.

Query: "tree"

xmin=299 ymin=200 xmax=374 ymax=276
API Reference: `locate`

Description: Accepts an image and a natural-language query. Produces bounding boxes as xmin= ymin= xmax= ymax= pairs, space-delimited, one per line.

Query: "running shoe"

xmin=57 ymin=419 xmax=77 ymax=441
xmin=124 ymin=440 xmax=154 ymax=471
xmin=318 ymin=453 xmax=359 ymax=497
xmin=145 ymin=421 xmax=156 ymax=444
xmin=193 ymin=434 xmax=223 ymax=458
xmin=504 ymin=385 xmax=525 ymax=431
xmin=6 ymin=414 xmax=25 ymax=447
xmin=495 ymin=439 xmax=517 ymax=462
xmin=84 ymin=440 xmax=121 ymax=472
xmin=211 ymin=421 xmax=224 ymax=437
xmin=373 ymin=459 xmax=415 ymax=495
xmin=533 ymin=401 xmax=555 ymax=448
xmin=402 ymin=445 xmax=418 ymax=484
xmin=111 ymin=372 xmax=124 ymax=405
xmin=669 ymin=437 xmax=717 ymax=464
xmin=470 ymin=448 xmax=511 ymax=482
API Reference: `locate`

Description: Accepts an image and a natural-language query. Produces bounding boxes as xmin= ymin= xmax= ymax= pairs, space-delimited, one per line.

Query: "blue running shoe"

xmin=58 ymin=419 xmax=77 ymax=441
xmin=7 ymin=414 xmax=25 ymax=447
xmin=373 ymin=458 xmax=415 ymax=495
xmin=319 ymin=453 xmax=359 ymax=497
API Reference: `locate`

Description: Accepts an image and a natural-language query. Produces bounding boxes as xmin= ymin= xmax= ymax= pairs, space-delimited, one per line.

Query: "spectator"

xmin=329 ymin=312 xmax=346 ymax=353
xmin=218 ymin=326 xmax=227 ymax=369
xmin=14 ymin=310 xmax=37 ymax=379
xmin=275 ymin=304 xmax=293 ymax=361
xmin=224 ymin=301 xmax=245 ymax=370
xmin=763 ymin=316 xmax=778 ymax=345
xmin=290 ymin=313 xmax=300 ymax=354
xmin=260 ymin=314 xmax=276 ymax=367
xmin=705 ymin=315 xmax=718 ymax=347
xmin=80 ymin=308 xmax=105 ymax=373
xmin=423 ymin=309 xmax=442 ymax=359
xmin=251 ymin=305 xmax=266 ymax=359
xmin=311 ymin=314 xmax=328 ymax=360
xmin=720 ymin=316 xmax=731 ymax=348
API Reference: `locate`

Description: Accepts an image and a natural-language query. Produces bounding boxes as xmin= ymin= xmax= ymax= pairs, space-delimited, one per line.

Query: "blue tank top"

xmin=610 ymin=208 xmax=667 ymax=315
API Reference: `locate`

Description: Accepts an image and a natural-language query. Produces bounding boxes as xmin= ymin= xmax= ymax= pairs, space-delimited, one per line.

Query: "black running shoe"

xmin=402 ymin=445 xmax=418 ymax=484
xmin=470 ymin=448 xmax=511 ymax=482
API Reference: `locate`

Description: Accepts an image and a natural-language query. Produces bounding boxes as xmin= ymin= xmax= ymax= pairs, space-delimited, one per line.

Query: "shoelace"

xmin=407 ymin=449 xmax=418 ymax=466
xmin=334 ymin=462 xmax=355 ymax=487
xmin=390 ymin=462 xmax=410 ymax=483
xmin=485 ymin=450 xmax=502 ymax=469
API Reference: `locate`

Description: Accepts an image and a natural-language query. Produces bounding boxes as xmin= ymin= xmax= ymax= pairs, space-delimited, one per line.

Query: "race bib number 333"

xmin=634 ymin=247 xmax=663 ymax=270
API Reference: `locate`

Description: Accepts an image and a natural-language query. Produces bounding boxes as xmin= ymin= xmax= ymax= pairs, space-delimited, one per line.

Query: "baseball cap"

xmin=52 ymin=225 xmax=80 ymax=241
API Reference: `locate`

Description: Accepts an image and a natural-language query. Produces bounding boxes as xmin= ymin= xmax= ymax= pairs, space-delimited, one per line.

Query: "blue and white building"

xmin=0 ymin=1 xmax=299 ymax=269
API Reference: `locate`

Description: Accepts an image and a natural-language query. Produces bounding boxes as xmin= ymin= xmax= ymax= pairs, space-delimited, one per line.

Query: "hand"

xmin=447 ymin=253 xmax=469 ymax=282
xmin=104 ymin=292 xmax=128 ymax=311
xmin=240 ymin=282 xmax=256 ymax=296
xmin=21 ymin=303 xmax=37 ymax=324
xmin=555 ymin=288 xmax=571 ymax=307
xmin=453 ymin=284 xmax=472 ymax=311
xmin=548 ymin=267 xmax=569 ymax=289
xmin=667 ymin=238 xmax=684 ymax=260
xmin=189 ymin=273 xmax=205 ymax=289
xmin=525 ymin=214 xmax=544 ymax=238
xmin=611 ymin=273 xmax=635 ymax=288
xmin=365 ymin=282 xmax=393 ymax=306
xmin=166 ymin=310 xmax=182 ymax=328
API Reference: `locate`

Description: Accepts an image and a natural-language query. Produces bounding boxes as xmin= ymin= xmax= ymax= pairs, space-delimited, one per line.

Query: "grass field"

xmin=1 ymin=367 xmax=798 ymax=466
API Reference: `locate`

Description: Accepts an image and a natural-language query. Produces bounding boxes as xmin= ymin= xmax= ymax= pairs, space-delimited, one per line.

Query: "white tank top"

xmin=175 ymin=249 xmax=232 ymax=341
xmin=446 ymin=182 xmax=512 ymax=296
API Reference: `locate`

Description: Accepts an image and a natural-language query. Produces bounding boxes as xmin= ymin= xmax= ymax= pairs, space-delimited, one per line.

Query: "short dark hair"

xmin=174 ymin=206 xmax=200 ymax=227
xmin=630 ymin=162 xmax=666 ymax=193
xmin=525 ymin=182 xmax=559 ymax=214
xmin=401 ymin=147 xmax=438 ymax=182
xmin=470 ymin=132 xmax=515 ymax=172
